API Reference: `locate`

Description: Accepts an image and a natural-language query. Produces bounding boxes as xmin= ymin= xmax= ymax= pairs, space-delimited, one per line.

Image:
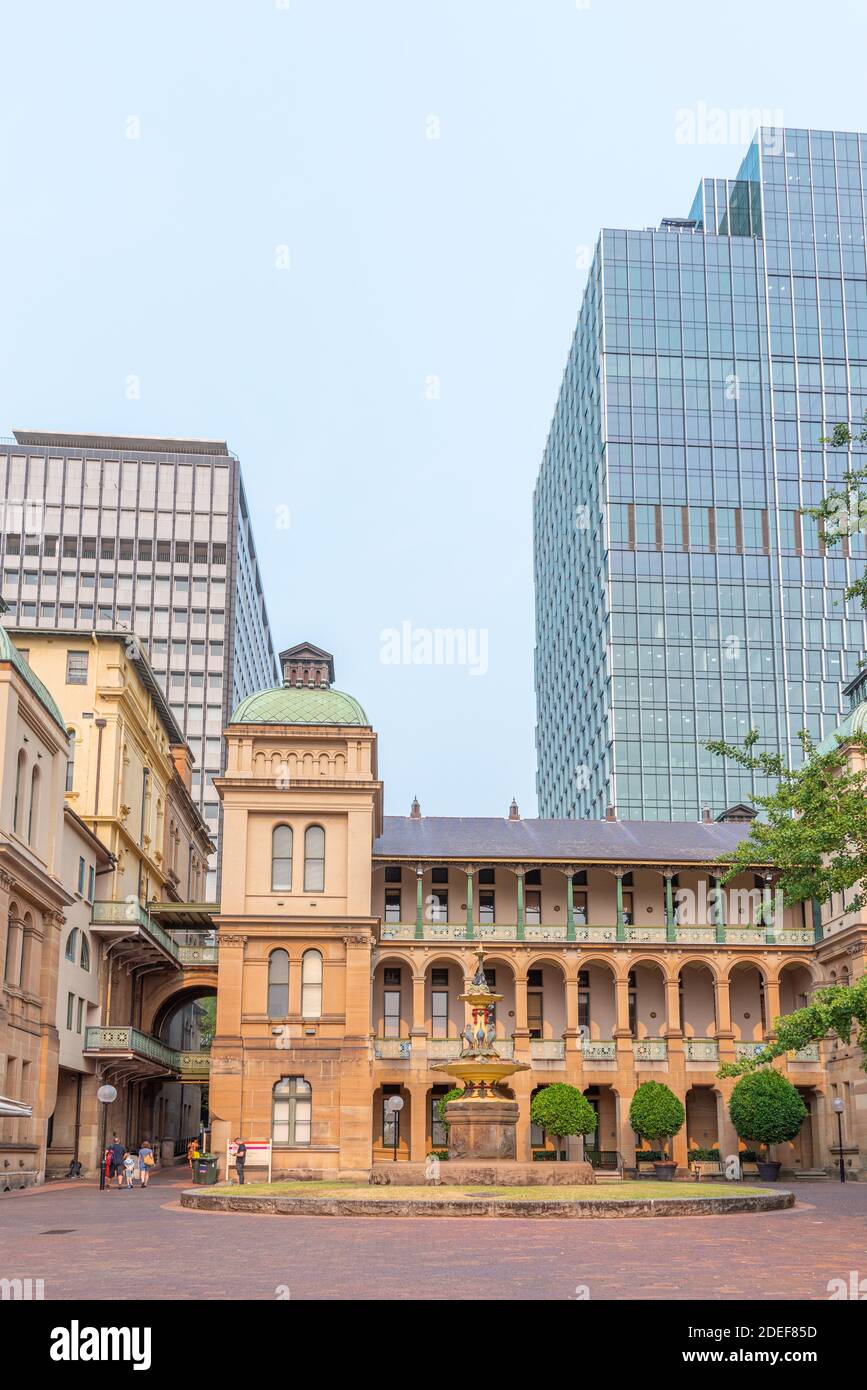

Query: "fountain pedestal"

xmin=444 ymin=1097 xmax=520 ymax=1161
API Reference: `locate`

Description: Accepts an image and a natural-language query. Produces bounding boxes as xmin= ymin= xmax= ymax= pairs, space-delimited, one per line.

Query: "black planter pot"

xmin=653 ymin=1161 xmax=677 ymax=1181
xmin=757 ymin=1160 xmax=782 ymax=1181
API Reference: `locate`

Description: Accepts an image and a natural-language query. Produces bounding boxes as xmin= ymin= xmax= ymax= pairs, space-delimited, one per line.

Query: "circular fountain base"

xmin=445 ymin=1097 xmax=521 ymax=1161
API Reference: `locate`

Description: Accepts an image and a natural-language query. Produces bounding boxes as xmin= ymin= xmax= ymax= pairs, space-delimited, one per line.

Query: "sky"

xmin=2 ymin=0 xmax=867 ymax=818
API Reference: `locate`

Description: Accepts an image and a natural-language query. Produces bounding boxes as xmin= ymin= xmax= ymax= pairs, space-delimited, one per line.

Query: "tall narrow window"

xmin=271 ymin=825 xmax=293 ymax=891
xmin=301 ymin=949 xmax=323 ymax=1019
xmin=267 ymin=949 xmax=290 ymax=1018
xmin=65 ymin=651 xmax=89 ymax=685
xmin=65 ymin=929 xmax=79 ymax=962
xmin=272 ymin=1076 xmax=312 ymax=1145
xmin=13 ymin=751 xmax=26 ymax=834
xmin=80 ymin=933 xmax=91 ymax=971
xmin=65 ymin=728 xmax=76 ymax=792
xmin=431 ymin=968 xmax=449 ymax=1038
xmin=27 ymin=767 xmax=40 ymax=844
xmin=303 ymin=826 xmax=325 ymax=892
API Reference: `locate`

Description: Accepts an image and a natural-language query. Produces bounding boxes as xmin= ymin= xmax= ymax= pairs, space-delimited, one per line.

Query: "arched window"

xmin=4 ymin=909 xmax=22 ymax=986
xmin=301 ymin=949 xmax=323 ymax=1019
xmin=13 ymin=750 xmax=26 ymax=834
xmin=271 ymin=825 xmax=293 ymax=891
xmin=65 ymin=928 xmax=79 ymax=962
xmin=80 ymin=933 xmax=91 ymax=971
xmin=303 ymin=825 xmax=325 ymax=892
xmin=267 ymin=948 xmax=290 ymax=1017
xmin=272 ymin=1076 xmax=311 ymax=1146
xmin=27 ymin=766 xmax=40 ymax=844
xmin=66 ymin=728 xmax=76 ymax=793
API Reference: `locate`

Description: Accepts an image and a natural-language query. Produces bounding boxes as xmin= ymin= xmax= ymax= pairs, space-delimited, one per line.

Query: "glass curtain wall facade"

xmin=0 ymin=433 xmax=279 ymax=890
xmin=535 ymin=127 xmax=867 ymax=821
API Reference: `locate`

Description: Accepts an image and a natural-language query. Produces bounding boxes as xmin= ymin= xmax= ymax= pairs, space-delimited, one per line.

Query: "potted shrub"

xmin=629 ymin=1082 xmax=685 ymax=1180
xmin=729 ymin=1070 xmax=808 ymax=1180
xmin=530 ymin=1084 xmax=597 ymax=1161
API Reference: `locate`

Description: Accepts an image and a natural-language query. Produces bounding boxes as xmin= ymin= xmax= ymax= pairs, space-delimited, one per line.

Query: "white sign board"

xmin=227 ymin=1139 xmax=272 ymax=1182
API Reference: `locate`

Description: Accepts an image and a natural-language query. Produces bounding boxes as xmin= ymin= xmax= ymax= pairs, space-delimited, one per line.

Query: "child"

xmin=122 ymin=1150 xmax=136 ymax=1189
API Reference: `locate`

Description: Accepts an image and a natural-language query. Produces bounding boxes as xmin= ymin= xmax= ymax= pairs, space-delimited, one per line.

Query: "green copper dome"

xmin=816 ymin=700 xmax=867 ymax=756
xmin=0 ymin=627 xmax=67 ymax=732
xmin=230 ymin=685 xmax=369 ymax=727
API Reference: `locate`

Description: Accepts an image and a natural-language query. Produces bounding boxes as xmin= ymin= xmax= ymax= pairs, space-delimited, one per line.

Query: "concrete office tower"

xmin=535 ymin=127 xmax=867 ymax=821
xmin=0 ymin=432 xmax=278 ymax=892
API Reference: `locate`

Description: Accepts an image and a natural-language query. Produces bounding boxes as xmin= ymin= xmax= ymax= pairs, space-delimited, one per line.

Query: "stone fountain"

xmin=431 ymin=946 xmax=530 ymax=1161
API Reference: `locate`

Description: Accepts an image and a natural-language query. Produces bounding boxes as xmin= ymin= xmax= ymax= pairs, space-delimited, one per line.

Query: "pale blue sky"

xmin=2 ymin=0 xmax=866 ymax=816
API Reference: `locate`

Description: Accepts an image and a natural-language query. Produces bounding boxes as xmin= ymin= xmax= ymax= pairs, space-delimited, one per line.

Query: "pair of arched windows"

xmin=64 ymin=928 xmax=91 ymax=971
xmin=13 ymin=751 xmax=41 ymax=847
xmin=267 ymin=949 xmax=323 ymax=1019
xmin=271 ymin=825 xmax=325 ymax=893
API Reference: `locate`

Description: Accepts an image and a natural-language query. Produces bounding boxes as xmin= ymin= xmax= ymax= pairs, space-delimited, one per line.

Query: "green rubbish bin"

xmin=193 ymin=1154 xmax=219 ymax=1185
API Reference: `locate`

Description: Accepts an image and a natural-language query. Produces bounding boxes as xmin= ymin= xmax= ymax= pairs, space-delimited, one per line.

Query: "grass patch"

xmin=208 ymin=1180 xmax=767 ymax=1202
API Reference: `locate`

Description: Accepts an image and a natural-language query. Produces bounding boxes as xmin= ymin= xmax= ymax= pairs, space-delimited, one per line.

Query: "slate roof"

xmin=0 ymin=626 xmax=67 ymax=732
xmin=373 ymin=816 xmax=759 ymax=863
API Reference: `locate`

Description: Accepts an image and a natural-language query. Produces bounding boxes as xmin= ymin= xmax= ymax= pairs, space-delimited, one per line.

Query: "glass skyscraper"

xmin=0 ymin=431 xmax=279 ymax=890
xmin=535 ymin=126 xmax=867 ymax=821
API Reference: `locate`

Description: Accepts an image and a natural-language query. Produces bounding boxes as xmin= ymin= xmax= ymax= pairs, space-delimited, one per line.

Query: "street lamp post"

xmin=831 ymin=1097 xmax=846 ymax=1184
xmin=385 ymin=1095 xmax=404 ymax=1163
xmin=97 ymin=1083 xmax=117 ymax=1191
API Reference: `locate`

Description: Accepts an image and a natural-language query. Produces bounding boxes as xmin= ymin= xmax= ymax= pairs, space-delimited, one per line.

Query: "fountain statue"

xmin=431 ymin=946 xmax=530 ymax=1160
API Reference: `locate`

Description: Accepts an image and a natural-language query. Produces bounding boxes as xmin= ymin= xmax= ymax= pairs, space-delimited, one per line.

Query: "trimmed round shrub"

xmin=629 ymin=1081 xmax=685 ymax=1156
xmin=530 ymin=1084 xmax=597 ymax=1150
xmin=729 ymin=1069 xmax=808 ymax=1151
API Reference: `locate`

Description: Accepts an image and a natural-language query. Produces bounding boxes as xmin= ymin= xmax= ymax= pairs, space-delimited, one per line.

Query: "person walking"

xmin=234 ymin=1137 xmax=247 ymax=1185
xmin=138 ymin=1139 xmax=154 ymax=1188
xmin=109 ymin=1134 xmax=126 ymax=1190
xmin=187 ymin=1137 xmax=199 ymax=1179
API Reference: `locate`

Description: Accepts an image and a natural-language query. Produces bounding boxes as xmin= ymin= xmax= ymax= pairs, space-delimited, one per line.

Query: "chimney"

xmin=410 ymin=796 xmax=421 ymax=819
xmin=508 ymin=798 xmax=520 ymax=821
xmin=605 ymin=804 xmax=616 ymax=822
xmin=170 ymin=745 xmax=194 ymax=793
xmin=279 ymin=643 xmax=335 ymax=690
xmin=701 ymin=804 xmax=712 ymax=823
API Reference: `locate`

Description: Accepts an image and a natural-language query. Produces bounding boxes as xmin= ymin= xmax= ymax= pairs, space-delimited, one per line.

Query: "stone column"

xmin=664 ymin=872 xmax=676 ymax=942
xmin=513 ymin=971 xmax=529 ymax=1054
xmin=410 ymin=972 xmax=427 ymax=1067
xmin=409 ymin=1083 xmax=428 ymax=1162
xmin=764 ymin=975 xmax=781 ymax=1038
xmin=715 ymin=974 xmax=735 ymax=1068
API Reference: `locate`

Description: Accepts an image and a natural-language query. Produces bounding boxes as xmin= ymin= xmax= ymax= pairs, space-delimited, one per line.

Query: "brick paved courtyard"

xmin=2 ymin=1173 xmax=866 ymax=1300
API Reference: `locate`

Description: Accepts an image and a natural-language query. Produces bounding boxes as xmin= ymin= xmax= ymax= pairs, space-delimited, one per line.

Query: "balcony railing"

xmin=632 ymin=1038 xmax=667 ymax=1062
xmin=426 ymin=1039 xmax=462 ymax=1060
xmin=90 ymin=901 xmax=181 ymax=963
xmin=83 ymin=1027 xmax=210 ymax=1079
xmin=684 ymin=1038 xmax=720 ymax=1062
xmin=379 ymin=921 xmax=816 ymax=946
xmin=581 ymin=1040 xmax=616 ymax=1061
xmin=373 ymin=1038 xmax=411 ymax=1060
xmin=529 ymin=1039 xmax=566 ymax=1060
xmin=177 ymin=944 xmax=219 ymax=966
xmin=734 ymin=1041 xmax=768 ymax=1060
xmin=84 ymin=1026 xmax=179 ymax=1072
xmin=790 ymin=1043 xmax=820 ymax=1062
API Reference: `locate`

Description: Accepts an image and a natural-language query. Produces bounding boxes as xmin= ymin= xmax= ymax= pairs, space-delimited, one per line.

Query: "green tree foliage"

xmin=436 ymin=1088 xmax=464 ymax=1128
xmin=529 ymin=1084 xmax=597 ymax=1146
xmin=705 ymin=728 xmax=867 ymax=912
xmin=628 ymin=1081 xmax=685 ymax=1155
xmin=719 ymin=973 xmax=867 ymax=1079
xmin=728 ymin=1069 xmax=808 ymax=1150
xmin=803 ymin=411 xmax=867 ymax=609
